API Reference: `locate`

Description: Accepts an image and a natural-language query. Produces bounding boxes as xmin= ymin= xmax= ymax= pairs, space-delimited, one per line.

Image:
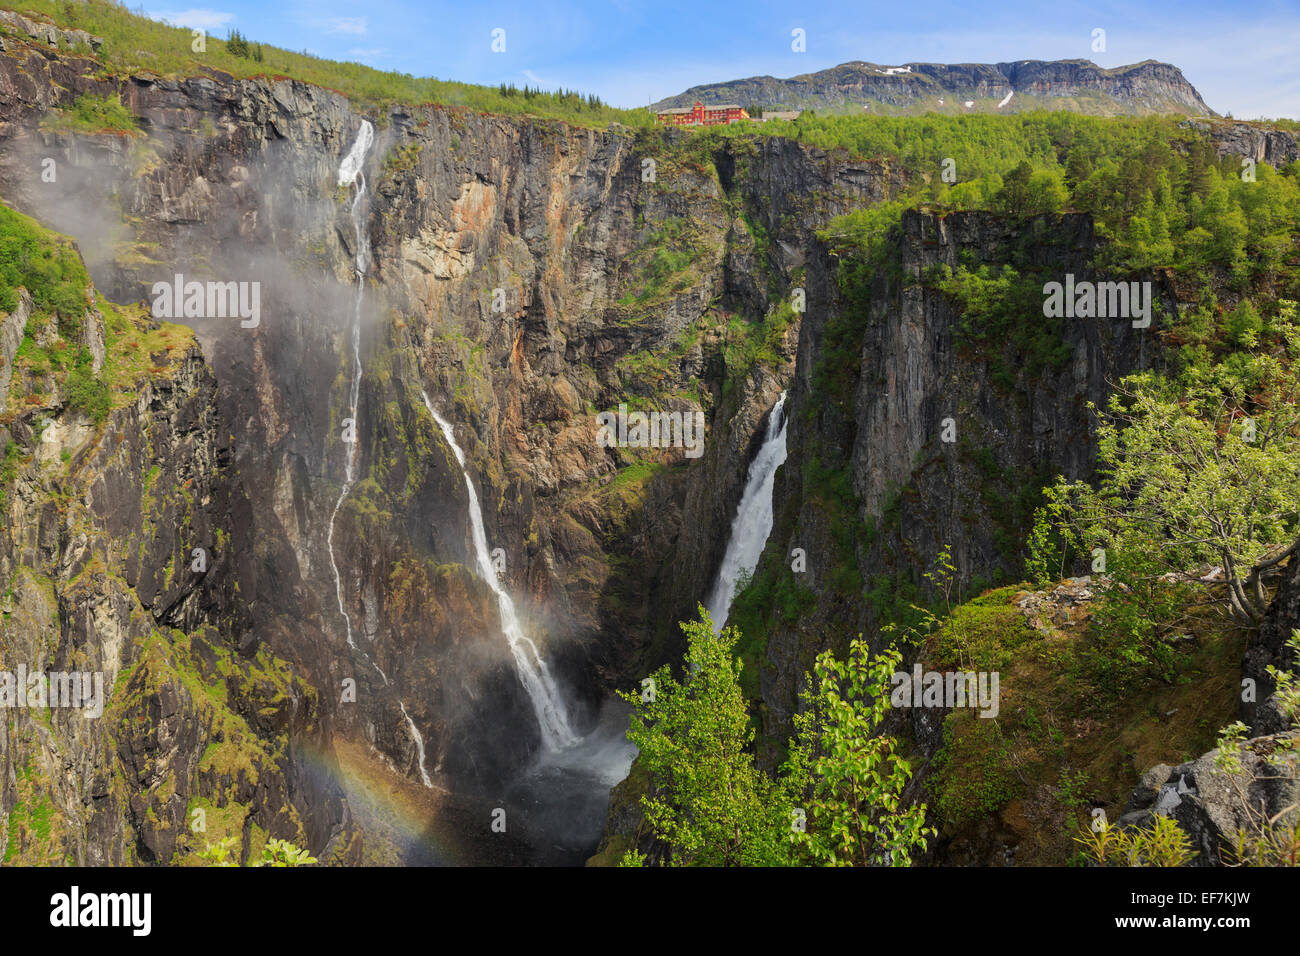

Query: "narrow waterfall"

xmin=326 ymin=120 xmax=433 ymax=788
xmin=420 ymin=390 xmax=578 ymax=751
xmin=704 ymin=391 xmax=789 ymax=631
xmin=327 ymin=118 xmax=374 ymax=653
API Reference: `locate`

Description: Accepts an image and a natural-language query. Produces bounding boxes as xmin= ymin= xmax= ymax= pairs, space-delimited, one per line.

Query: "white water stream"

xmin=704 ymin=391 xmax=789 ymax=631
xmin=419 ymin=390 xmax=578 ymax=751
xmin=327 ymin=120 xmax=433 ymax=787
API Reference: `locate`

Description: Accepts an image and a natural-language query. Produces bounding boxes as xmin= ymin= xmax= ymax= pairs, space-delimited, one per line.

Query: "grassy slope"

xmin=0 ymin=201 xmax=192 ymax=428
xmin=919 ymin=583 xmax=1247 ymax=865
xmin=5 ymin=0 xmax=652 ymax=127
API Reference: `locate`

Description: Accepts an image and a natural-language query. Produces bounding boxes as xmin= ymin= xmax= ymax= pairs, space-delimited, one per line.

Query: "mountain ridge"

xmin=652 ymin=58 xmax=1216 ymax=118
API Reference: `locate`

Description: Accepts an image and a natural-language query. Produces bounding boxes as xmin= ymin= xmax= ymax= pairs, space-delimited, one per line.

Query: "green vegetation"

xmin=934 ymin=263 xmax=1071 ymax=387
xmin=64 ymin=348 xmax=111 ymax=422
xmin=916 ymin=580 xmax=1246 ymax=864
xmin=105 ymin=628 xmax=317 ymax=866
xmin=785 ymin=638 xmax=935 ymax=864
xmin=40 ymin=92 xmax=137 ymax=133
xmin=931 ymin=714 xmax=1019 ymax=828
xmin=16 ymin=0 xmax=650 ymax=125
xmin=618 ymin=610 xmax=931 ymax=866
xmin=197 ymin=835 xmax=317 ymax=867
xmin=722 ymin=297 xmax=797 ymax=386
xmin=616 ymin=218 xmax=709 ymax=308
xmin=1076 ymin=813 xmax=1197 ymax=866
xmin=1 ymin=202 xmax=194 ymax=427
xmin=0 ymin=202 xmax=90 ymax=334
xmin=2 ymin=757 xmax=62 ymax=864
xmin=808 ymin=111 xmax=1300 ymax=340
xmin=619 ymin=612 xmax=793 ymax=866
xmin=1040 ymin=303 xmax=1300 ymax=626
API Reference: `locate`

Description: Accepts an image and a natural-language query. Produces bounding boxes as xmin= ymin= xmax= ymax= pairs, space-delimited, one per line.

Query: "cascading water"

xmin=419 ymin=390 xmax=578 ymax=751
xmin=327 ymin=120 xmax=433 ymax=788
xmin=328 ymin=118 xmax=374 ymax=654
xmin=704 ymin=391 xmax=789 ymax=631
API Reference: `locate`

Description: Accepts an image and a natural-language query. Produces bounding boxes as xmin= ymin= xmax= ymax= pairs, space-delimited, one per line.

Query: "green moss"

xmin=931 ymin=713 xmax=1020 ymax=828
xmin=1 ymin=206 xmax=197 ymax=427
xmin=2 ymin=755 xmax=63 ymax=864
xmin=0 ymin=201 xmax=90 ymax=337
xmin=40 ymin=92 xmax=137 ymax=134
xmin=109 ymin=626 xmax=315 ymax=854
xmin=602 ymin=461 xmax=665 ymax=495
xmin=919 ymin=579 xmax=1249 ymax=863
xmin=616 ymin=218 xmax=710 ymax=309
xmin=927 ymin=586 xmax=1035 ymax=672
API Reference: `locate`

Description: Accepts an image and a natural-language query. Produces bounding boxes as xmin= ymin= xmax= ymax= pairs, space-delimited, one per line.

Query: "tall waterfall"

xmin=327 ymin=118 xmax=373 ymax=653
xmin=420 ymin=390 xmax=578 ymax=751
xmin=704 ymin=391 xmax=789 ymax=631
xmin=326 ymin=120 xmax=433 ymax=788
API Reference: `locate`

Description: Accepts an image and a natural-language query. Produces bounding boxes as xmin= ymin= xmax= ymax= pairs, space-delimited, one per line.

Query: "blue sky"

xmin=144 ymin=0 xmax=1300 ymax=118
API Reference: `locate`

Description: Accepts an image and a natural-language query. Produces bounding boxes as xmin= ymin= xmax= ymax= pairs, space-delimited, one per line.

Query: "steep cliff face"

xmin=1183 ymin=119 xmax=1300 ymax=169
xmin=653 ymin=59 xmax=1214 ymax=117
xmin=0 ymin=273 xmax=348 ymax=863
xmin=745 ymin=208 xmax=1162 ymax=757
xmin=0 ymin=31 xmax=900 ymax=858
xmin=3 ymin=27 xmax=1284 ymax=867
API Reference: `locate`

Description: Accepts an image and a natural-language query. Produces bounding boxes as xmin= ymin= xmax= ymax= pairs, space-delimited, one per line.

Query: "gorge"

xmin=0 ymin=2 xmax=1297 ymax=871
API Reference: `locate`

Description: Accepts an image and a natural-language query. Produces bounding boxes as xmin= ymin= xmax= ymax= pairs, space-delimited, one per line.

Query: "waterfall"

xmin=420 ymin=389 xmax=578 ymax=751
xmin=325 ymin=120 xmax=433 ymax=789
xmin=327 ymin=118 xmax=373 ymax=653
xmin=704 ymin=391 xmax=789 ymax=631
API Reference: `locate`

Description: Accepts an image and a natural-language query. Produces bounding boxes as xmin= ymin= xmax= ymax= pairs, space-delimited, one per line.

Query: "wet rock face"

xmin=0 ymin=36 xmax=898 ymax=829
xmin=0 ymin=323 xmax=348 ymax=864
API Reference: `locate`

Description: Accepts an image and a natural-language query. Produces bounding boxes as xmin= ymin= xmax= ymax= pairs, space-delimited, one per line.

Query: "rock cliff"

xmin=653 ymin=59 xmax=1214 ymax=117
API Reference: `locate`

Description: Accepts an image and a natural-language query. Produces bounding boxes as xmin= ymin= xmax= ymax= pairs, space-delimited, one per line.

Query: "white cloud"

xmin=521 ymin=69 xmax=541 ymax=84
xmin=317 ymin=17 xmax=368 ymax=36
xmin=148 ymin=8 xmax=234 ymax=32
xmin=347 ymin=48 xmax=385 ymax=59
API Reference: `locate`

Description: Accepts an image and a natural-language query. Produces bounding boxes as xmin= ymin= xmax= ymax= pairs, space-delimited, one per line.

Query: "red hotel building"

xmin=655 ymin=101 xmax=750 ymax=126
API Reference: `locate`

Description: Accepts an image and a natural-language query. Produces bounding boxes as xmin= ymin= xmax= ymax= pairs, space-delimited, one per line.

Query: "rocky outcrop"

xmin=0 ymin=286 xmax=31 ymax=412
xmin=1184 ymin=119 xmax=1300 ymax=168
xmin=1243 ymin=552 xmax=1300 ymax=735
xmin=653 ymin=59 xmax=1214 ymax=117
xmin=1114 ymin=545 xmax=1300 ymax=866
xmin=1117 ymin=737 xmax=1298 ymax=866
xmin=754 ymin=208 xmax=1159 ymax=755
xmin=0 ymin=10 xmax=102 ymax=56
